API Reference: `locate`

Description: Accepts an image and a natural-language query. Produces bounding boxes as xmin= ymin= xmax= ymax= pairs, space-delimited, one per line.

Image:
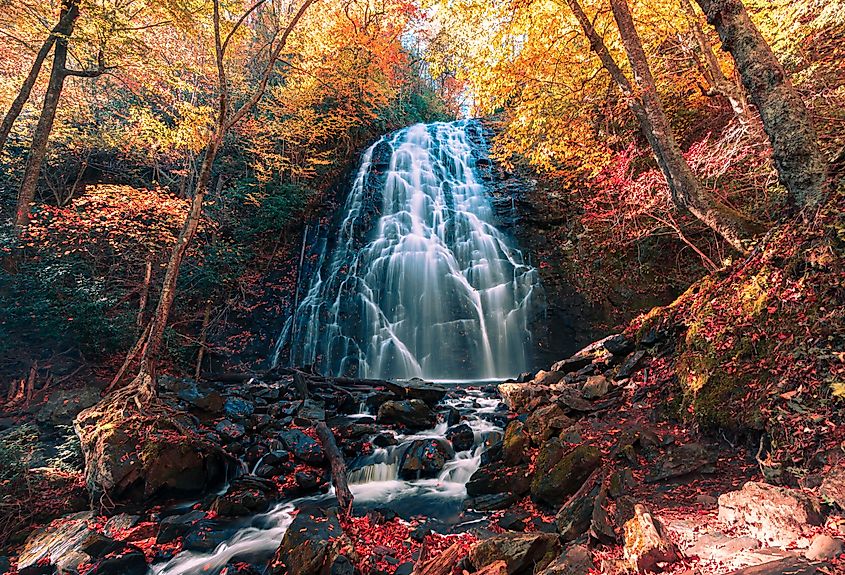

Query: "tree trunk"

xmin=695 ymin=0 xmax=828 ymax=209
xmin=567 ymin=0 xmax=760 ymax=252
xmin=680 ymin=0 xmax=748 ymax=121
xmin=0 ymin=15 xmax=67 ymax=152
xmin=137 ymin=138 xmax=222 ymax=383
xmin=15 ymin=1 xmax=80 ymax=231
xmin=315 ymin=422 xmax=354 ymax=515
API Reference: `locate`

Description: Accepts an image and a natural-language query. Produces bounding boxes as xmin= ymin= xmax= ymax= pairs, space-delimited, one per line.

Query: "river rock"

xmin=468 ymin=532 xmax=560 ymax=575
xmin=177 ymin=383 xmax=224 ymax=413
xmin=399 ymin=438 xmax=455 ymax=479
xmin=525 ymin=404 xmax=573 ymax=445
xmin=465 ymin=493 xmax=519 ymax=512
xmin=497 ymin=382 xmax=547 ymax=412
xmin=224 ymin=396 xmax=255 ymax=420
xmin=467 ymin=462 xmax=533 ymax=497
xmin=502 ymin=420 xmax=529 ymax=466
xmin=384 ymin=379 xmax=447 ymax=405
xmin=718 ymin=481 xmax=824 ymax=547
xmin=75 ymin=401 xmax=227 ymax=503
xmin=446 ymin=423 xmax=475 ymax=452
xmin=215 ymin=419 xmax=245 ymax=442
xmin=270 ymin=509 xmax=348 ymax=575
xmin=377 ymin=399 xmax=437 ymax=429
xmin=278 ymin=429 xmax=325 ymax=464
xmin=157 ymin=510 xmax=206 ymax=544
xmin=210 ymin=476 xmax=277 ymax=517
xmin=531 ymin=443 xmax=601 ymax=507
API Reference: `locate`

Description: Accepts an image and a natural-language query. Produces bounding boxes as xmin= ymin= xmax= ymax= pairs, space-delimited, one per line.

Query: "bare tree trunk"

xmin=15 ymin=1 xmax=79 ymax=231
xmin=567 ymin=0 xmax=760 ymax=252
xmin=315 ymin=422 xmax=354 ymax=515
xmin=194 ymin=300 xmax=213 ymax=380
xmin=137 ymin=257 xmax=153 ymax=327
xmin=0 ymin=15 xmax=66 ymax=152
xmin=695 ymin=0 xmax=828 ymax=210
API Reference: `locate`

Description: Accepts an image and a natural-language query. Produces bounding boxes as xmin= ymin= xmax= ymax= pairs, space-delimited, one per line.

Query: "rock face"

xmin=531 ymin=443 xmax=601 ymax=506
xmin=718 ymin=481 xmax=824 ymax=547
xmin=469 ymin=532 xmax=560 ymax=575
xmin=74 ymin=400 xmax=227 ymax=503
xmin=270 ymin=509 xmax=349 ymax=575
xmin=623 ymin=504 xmax=681 ymax=573
xmin=377 ymin=399 xmax=437 ymax=429
xmin=399 ymin=438 xmax=455 ymax=479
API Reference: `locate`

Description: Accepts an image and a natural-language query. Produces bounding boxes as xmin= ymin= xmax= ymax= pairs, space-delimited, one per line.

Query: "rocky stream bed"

xmin=4 ymin=332 xmax=845 ymax=575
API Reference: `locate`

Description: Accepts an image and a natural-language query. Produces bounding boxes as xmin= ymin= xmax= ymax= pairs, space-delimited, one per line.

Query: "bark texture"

xmin=568 ymin=0 xmax=761 ymax=252
xmin=695 ymin=0 xmax=828 ymax=209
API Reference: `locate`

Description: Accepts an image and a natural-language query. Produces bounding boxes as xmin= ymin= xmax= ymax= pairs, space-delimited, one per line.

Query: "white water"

xmin=280 ymin=121 xmax=540 ymax=380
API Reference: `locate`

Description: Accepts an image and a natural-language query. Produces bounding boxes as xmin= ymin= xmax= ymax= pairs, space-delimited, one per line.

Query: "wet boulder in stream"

xmin=270 ymin=508 xmax=350 ymax=575
xmin=384 ymin=378 xmax=447 ymax=405
xmin=399 ymin=438 xmax=455 ymax=479
xmin=377 ymin=399 xmax=437 ymax=429
xmin=278 ymin=429 xmax=325 ymax=464
xmin=446 ymin=423 xmax=475 ymax=452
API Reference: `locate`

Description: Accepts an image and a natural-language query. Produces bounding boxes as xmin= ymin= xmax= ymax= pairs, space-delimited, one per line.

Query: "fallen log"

xmin=315 ymin=421 xmax=354 ymax=515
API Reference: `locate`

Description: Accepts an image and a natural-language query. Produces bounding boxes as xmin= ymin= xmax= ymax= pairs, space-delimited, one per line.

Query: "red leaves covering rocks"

xmin=337 ymin=515 xmax=476 ymax=575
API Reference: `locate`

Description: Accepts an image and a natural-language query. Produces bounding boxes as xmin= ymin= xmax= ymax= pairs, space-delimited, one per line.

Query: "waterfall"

xmin=280 ymin=120 xmax=540 ymax=380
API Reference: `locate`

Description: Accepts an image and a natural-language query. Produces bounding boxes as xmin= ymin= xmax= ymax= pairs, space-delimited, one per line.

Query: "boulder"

xmin=298 ymin=399 xmax=326 ymax=422
xmin=278 ymin=429 xmax=325 ymax=464
xmin=215 ymin=419 xmax=245 ymax=442
xmin=384 ymin=379 xmax=447 ymax=406
xmin=377 ymin=399 xmax=437 ymax=429
xmin=497 ymin=383 xmax=548 ymax=413
xmin=602 ymin=334 xmax=635 ymax=356
xmin=525 ymin=404 xmax=573 ymax=445
xmin=718 ymin=481 xmax=824 ymax=547
xmin=467 ymin=462 xmax=533 ymax=497
xmin=446 ymin=423 xmax=475 ymax=452
xmin=469 ymin=532 xmax=560 ymax=575
xmin=533 ymin=370 xmax=565 ymax=386
xmin=399 ymin=438 xmax=455 ymax=479
xmin=75 ymin=402 xmax=227 ymax=503
xmin=645 ymin=442 xmax=716 ymax=483
xmin=35 ymin=387 xmax=101 ymax=425
xmin=805 ymin=534 xmax=843 ymax=561
xmin=537 ymin=544 xmax=594 ymax=575
xmin=531 ymin=443 xmax=601 ymax=507
xmin=616 ymin=350 xmax=647 ymax=380
xmin=819 ymin=466 xmax=845 ymax=510
xmin=177 ymin=384 xmax=224 ymax=413
xmin=269 ymin=509 xmax=349 ymax=575
xmin=502 ymin=420 xmax=529 ymax=466
xmin=464 ymin=493 xmax=519 ymax=512
xmin=556 ymin=472 xmax=602 ymax=542
xmin=623 ymin=504 xmax=680 ymax=573
xmin=224 ymin=397 xmax=255 ymax=420
xmin=157 ymin=510 xmax=206 ymax=544
xmin=210 ymin=476 xmax=278 ymax=517
xmin=551 ymin=353 xmax=594 ymax=374
xmin=581 ymin=376 xmax=609 ymax=400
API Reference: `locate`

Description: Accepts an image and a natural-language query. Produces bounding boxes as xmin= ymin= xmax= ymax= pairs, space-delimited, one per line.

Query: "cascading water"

xmin=279 ymin=121 xmax=540 ymax=380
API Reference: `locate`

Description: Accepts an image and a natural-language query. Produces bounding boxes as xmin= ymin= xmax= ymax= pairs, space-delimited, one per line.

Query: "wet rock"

xmin=211 ymin=476 xmax=277 ymax=517
xmin=446 ymin=423 xmax=475 ymax=452
xmin=278 ymin=429 xmax=325 ymax=464
xmin=616 ymin=350 xmax=647 ymax=380
xmin=157 ymin=509 xmax=206 ymax=543
xmin=819 ymin=466 xmax=845 ymax=510
xmin=270 ymin=509 xmax=348 ymax=575
xmin=502 ymin=420 xmax=529 ymax=466
xmin=525 ymin=404 xmax=573 ymax=445
xmin=85 ymin=548 xmax=147 ymax=575
xmin=482 ymin=440 xmax=503 ymax=465
xmin=467 ymin=462 xmax=533 ymax=497
xmin=446 ymin=407 xmax=462 ymax=427
xmin=602 ymin=334 xmax=635 ymax=357
xmin=298 ymin=399 xmax=326 ymax=422
xmin=400 ymin=439 xmax=455 ymax=479
xmin=645 ymin=442 xmax=716 ymax=482
xmin=177 ymin=384 xmax=224 ymax=413
xmin=183 ymin=520 xmax=237 ymax=552
xmin=224 ymin=397 xmax=255 ymax=420
xmin=373 ymin=433 xmax=397 ymax=448
xmin=497 ymin=382 xmax=548 ymax=412
xmin=804 ymin=534 xmax=843 ymax=561
xmin=531 ymin=442 xmax=601 ymax=507
xmin=377 ymin=399 xmax=437 ymax=429
xmin=384 ymin=379 xmax=447 ymax=405
xmin=469 ymin=532 xmax=560 ymax=575
xmin=581 ymin=375 xmax=609 ymax=400
xmin=216 ymin=419 xmax=246 ymax=442
xmin=718 ymin=481 xmax=824 ymax=547
xmin=102 ymin=513 xmax=140 ymax=538
xmin=75 ymin=404 xmax=227 ymax=503
xmin=537 ymin=544 xmax=593 ymax=575
xmin=295 ymin=469 xmax=321 ymax=491
xmin=17 ymin=512 xmax=96 ymax=574
xmin=623 ymin=504 xmax=681 ymax=573
xmin=464 ymin=493 xmax=519 ymax=512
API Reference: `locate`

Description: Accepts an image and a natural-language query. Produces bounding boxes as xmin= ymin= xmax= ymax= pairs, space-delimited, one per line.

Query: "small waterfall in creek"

xmin=278 ymin=120 xmax=541 ymax=380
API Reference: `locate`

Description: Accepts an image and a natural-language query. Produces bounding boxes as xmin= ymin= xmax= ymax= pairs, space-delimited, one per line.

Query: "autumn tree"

xmin=114 ymin=0 xmax=317 ymax=402
xmin=693 ymin=0 xmax=829 ymax=210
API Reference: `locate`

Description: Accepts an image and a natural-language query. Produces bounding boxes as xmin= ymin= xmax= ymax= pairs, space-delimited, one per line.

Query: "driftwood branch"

xmin=315 ymin=422 xmax=353 ymax=515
